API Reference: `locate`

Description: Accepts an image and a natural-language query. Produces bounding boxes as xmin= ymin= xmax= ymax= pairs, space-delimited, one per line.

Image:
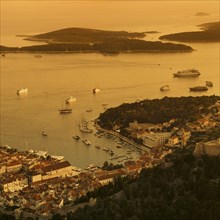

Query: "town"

xmin=1 ymin=97 xmax=220 ymax=219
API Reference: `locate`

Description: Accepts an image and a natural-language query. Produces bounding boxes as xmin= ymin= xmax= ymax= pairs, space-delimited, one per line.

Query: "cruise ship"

xmin=17 ymin=88 xmax=28 ymax=95
xmin=173 ymin=69 xmax=201 ymax=77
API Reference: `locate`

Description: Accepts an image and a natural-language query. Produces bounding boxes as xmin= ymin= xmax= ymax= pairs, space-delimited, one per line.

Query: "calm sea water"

xmin=1 ymin=1 xmax=219 ymax=168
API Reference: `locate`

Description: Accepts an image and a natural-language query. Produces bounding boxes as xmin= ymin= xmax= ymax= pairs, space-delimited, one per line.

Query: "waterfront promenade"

xmin=94 ymin=121 xmax=150 ymax=153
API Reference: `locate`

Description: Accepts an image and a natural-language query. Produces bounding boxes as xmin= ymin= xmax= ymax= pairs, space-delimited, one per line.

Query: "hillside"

xmin=159 ymin=21 xmax=220 ymax=42
xmin=24 ymin=27 xmax=146 ymax=44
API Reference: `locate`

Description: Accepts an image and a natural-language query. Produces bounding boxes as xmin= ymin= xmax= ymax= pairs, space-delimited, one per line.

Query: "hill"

xmin=159 ymin=21 xmax=220 ymax=42
xmin=24 ymin=27 xmax=146 ymax=44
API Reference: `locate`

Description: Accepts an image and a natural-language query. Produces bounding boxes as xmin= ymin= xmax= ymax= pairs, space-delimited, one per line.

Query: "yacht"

xmin=79 ymin=121 xmax=93 ymax=133
xmin=73 ymin=135 xmax=80 ymax=140
xmin=66 ymin=96 xmax=76 ymax=104
xmin=160 ymin=85 xmax=170 ymax=91
xmin=189 ymin=86 xmax=208 ymax=92
xmin=95 ymin=144 xmax=101 ymax=149
xmin=85 ymin=108 xmax=93 ymax=112
xmin=82 ymin=138 xmax=91 ymax=146
xmin=17 ymin=88 xmax=28 ymax=95
xmin=42 ymin=131 xmax=48 ymax=137
xmin=173 ymin=69 xmax=201 ymax=77
xmin=93 ymin=88 xmax=101 ymax=94
xmin=59 ymin=103 xmax=72 ymax=114
xmin=206 ymin=81 xmax=213 ymax=87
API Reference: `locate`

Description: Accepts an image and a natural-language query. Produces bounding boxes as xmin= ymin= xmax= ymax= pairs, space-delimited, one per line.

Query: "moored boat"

xmin=59 ymin=103 xmax=72 ymax=114
xmin=73 ymin=135 xmax=80 ymax=140
xmin=173 ymin=69 xmax=201 ymax=77
xmin=82 ymin=138 xmax=91 ymax=146
xmin=206 ymin=81 xmax=213 ymax=87
xmin=42 ymin=131 xmax=48 ymax=136
xmin=189 ymin=86 xmax=208 ymax=92
xmin=79 ymin=121 xmax=93 ymax=133
xmin=160 ymin=85 xmax=170 ymax=91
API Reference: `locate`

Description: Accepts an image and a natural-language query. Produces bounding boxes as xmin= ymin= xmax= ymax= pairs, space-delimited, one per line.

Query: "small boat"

xmin=34 ymin=54 xmax=42 ymax=58
xmin=82 ymin=138 xmax=91 ymax=146
xmin=109 ymin=150 xmax=114 ymax=156
xmin=51 ymin=155 xmax=64 ymax=161
xmin=85 ymin=108 xmax=93 ymax=112
xmin=17 ymin=88 xmax=28 ymax=95
xmin=95 ymin=144 xmax=101 ymax=149
xmin=59 ymin=103 xmax=72 ymax=114
xmin=93 ymin=88 xmax=101 ymax=94
xmin=42 ymin=131 xmax=48 ymax=136
xmin=189 ymin=86 xmax=208 ymax=92
xmin=79 ymin=121 xmax=93 ymax=133
xmin=103 ymin=147 xmax=109 ymax=152
xmin=206 ymin=81 xmax=213 ymax=87
xmin=66 ymin=96 xmax=76 ymax=104
xmin=73 ymin=135 xmax=80 ymax=140
xmin=2 ymin=53 xmax=5 ymax=57
xmin=116 ymin=145 xmax=123 ymax=148
xmin=160 ymin=85 xmax=170 ymax=91
xmin=173 ymin=69 xmax=201 ymax=77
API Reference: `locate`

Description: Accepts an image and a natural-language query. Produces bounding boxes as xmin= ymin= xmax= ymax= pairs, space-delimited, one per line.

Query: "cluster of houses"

xmin=0 ymin=144 xmax=172 ymax=218
xmin=1 ymin=100 xmax=219 ymax=218
xmin=125 ymin=100 xmax=220 ymax=149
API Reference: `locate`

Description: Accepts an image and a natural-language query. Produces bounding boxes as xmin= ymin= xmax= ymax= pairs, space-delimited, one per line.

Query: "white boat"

xmin=85 ymin=108 xmax=93 ymax=112
xmin=51 ymin=155 xmax=64 ymax=161
xmin=72 ymin=135 xmax=80 ymax=140
xmin=173 ymin=69 xmax=201 ymax=77
xmin=42 ymin=131 xmax=48 ymax=136
xmin=79 ymin=121 xmax=93 ymax=133
xmin=93 ymin=88 xmax=101 ymax=94
xmin=65 ymin=96 xmax=76 ymax=104
xmin=59 ymin=102 xmax=72 ymax=114
xmin=17 ymin=88 xmax=28 ymax=95
xmin=160 ymin=85 xmax=170 ymax=91
xmin=82 ymin=138 xmax=91 ymax=146
xmin=206 ymin=81 xmax=213 ymax=87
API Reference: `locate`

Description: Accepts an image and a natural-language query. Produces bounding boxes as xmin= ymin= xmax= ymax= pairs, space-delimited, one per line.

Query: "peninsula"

xmin=1 ymin=28 xmax=193 ymax=53
xmin=159 ymin=21 xmax=220 ymax=42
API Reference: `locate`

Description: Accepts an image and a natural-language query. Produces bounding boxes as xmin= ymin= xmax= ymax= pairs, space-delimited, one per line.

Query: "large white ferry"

xmin=173 ymin=69 xmax=201 ymax=77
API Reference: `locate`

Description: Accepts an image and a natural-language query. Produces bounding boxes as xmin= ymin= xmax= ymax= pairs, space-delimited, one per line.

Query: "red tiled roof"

xmin=40 ymin=161 xmax=71 ymax=173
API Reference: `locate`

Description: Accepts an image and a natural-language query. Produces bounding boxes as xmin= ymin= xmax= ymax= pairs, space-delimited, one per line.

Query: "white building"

xmin=1 ymin=176 xmax=28 ymax=192
xmin=140 ymin=132 xmax=172 ymax=148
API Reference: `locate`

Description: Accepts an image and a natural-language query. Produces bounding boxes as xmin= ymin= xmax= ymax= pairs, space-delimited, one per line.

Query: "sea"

xmin=0 ymin=1 xmax=219 ymax=168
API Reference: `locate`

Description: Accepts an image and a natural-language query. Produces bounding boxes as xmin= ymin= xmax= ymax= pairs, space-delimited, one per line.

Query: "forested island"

xmin=0 ymin=28 xmax=193 ymax=54
xmin=159 ymin=21 xmax=220 ymax=42
xmin=98 ymin=95 xmax=220 ymax=131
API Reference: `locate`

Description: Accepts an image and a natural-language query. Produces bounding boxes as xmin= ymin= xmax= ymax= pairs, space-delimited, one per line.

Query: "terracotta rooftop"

xmin=40 ymin=161 xmax=71 ymax=173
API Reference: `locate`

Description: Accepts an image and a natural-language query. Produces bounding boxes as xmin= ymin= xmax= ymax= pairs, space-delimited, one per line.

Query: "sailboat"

xmin=59 ymin=102 xmax=72 ymax=114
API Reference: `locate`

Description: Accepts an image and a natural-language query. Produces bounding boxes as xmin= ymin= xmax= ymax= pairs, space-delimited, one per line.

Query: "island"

xmin=159 ymin=21 xmax=220 ymax=42
xmin=1 ymin=28 xmax=193 ymax=54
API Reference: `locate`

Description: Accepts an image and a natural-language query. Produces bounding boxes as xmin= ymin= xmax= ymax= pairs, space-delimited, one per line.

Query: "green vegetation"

xmin=0 ymin=27 xmax=193 ymax=53
xmin=159 ymin=21 xmax=220 ymax=42
xmin=102 ymin=161 xmax=123 ymax=171
xmin=67 ymin=147 xmax=220 ymax=220
xmin=98 ymin=95 xmax=220 ymax=130
xmin=24 ymin=27 xmax=146 ymax=44
xmin=0 ymin=39 xmax=193 ymax=53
